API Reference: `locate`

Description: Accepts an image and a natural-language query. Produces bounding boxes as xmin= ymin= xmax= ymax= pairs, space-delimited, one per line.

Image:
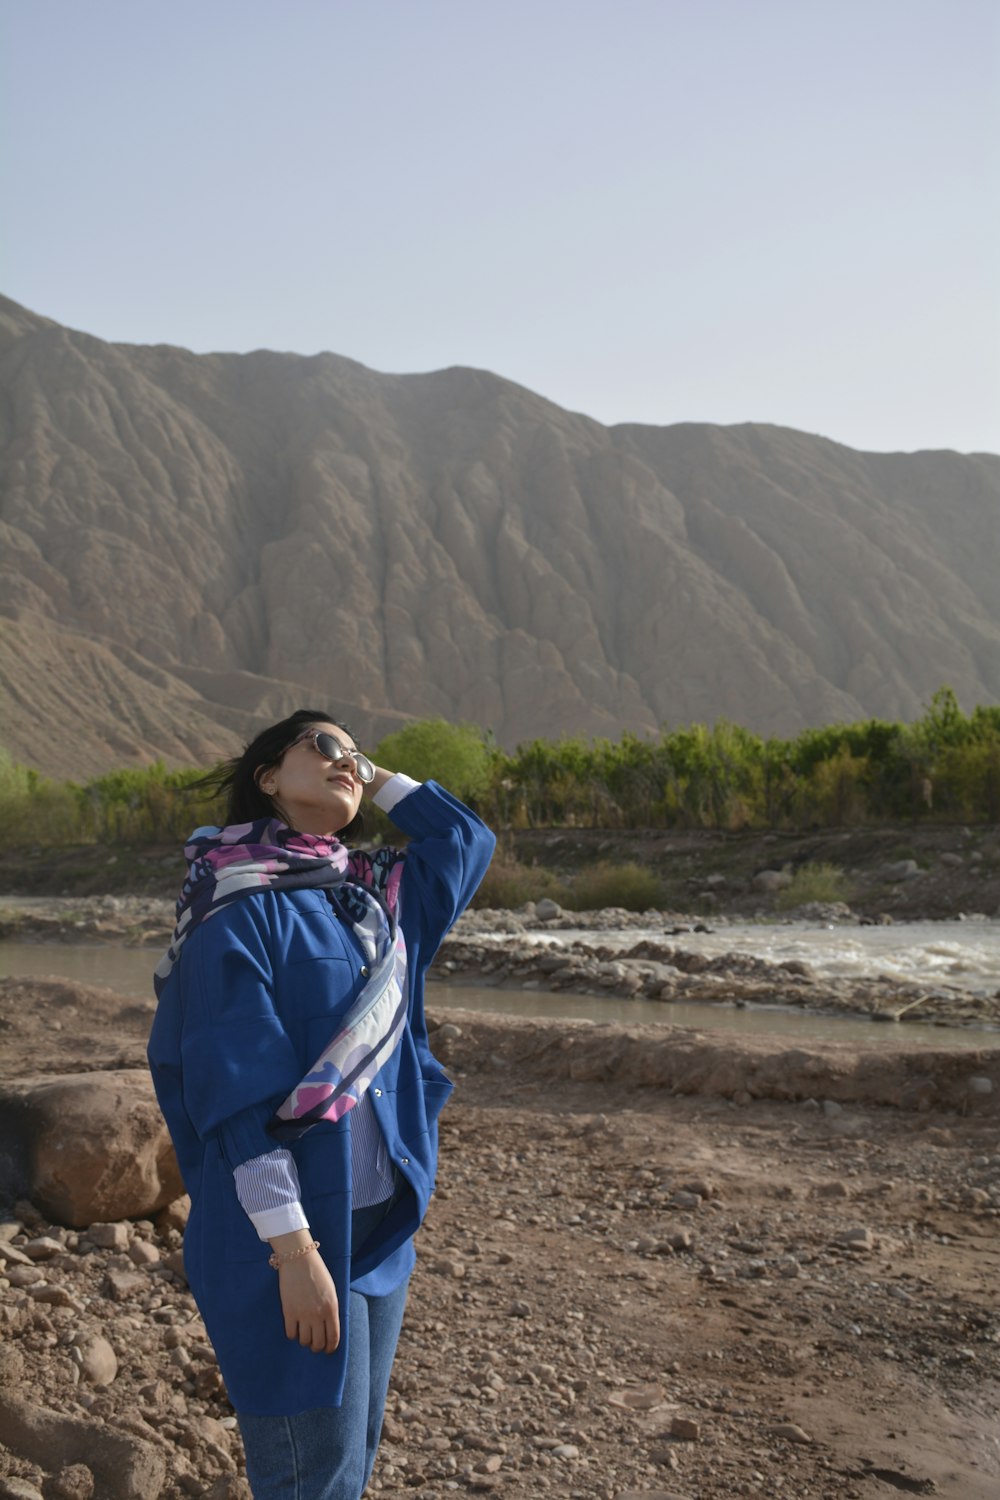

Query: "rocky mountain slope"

xmin=1 ymin=295 xmax=998 ymax=776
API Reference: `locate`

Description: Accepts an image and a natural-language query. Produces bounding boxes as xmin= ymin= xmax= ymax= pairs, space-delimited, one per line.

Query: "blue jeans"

xmin=238 ymin=1197 xmax=409 ymax=1500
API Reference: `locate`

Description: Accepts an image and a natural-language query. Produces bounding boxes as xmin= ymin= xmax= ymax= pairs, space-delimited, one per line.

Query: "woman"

xmin=148 ymin=710 xmax=495 ymax=1499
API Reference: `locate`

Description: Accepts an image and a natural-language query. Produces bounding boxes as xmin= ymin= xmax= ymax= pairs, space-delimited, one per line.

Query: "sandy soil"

xmin=1 ymin=975 xmax=999 ymax=1499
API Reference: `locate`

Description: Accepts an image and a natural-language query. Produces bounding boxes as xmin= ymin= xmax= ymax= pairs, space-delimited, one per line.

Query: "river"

xmin=2 ymin=919 xmax=999 ymax=1051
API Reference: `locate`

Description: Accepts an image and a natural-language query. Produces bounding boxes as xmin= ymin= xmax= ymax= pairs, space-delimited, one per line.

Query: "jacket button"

xmin=400 ymin=1158 xmax=409 ymax=1166
xmin=374 ymin=1088 xmax=382 ymax=1097
xmin=360 ymin=965 xmax=370 ymax=977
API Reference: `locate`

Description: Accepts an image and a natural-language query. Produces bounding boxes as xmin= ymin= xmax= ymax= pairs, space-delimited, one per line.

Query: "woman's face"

xmin=259 ymin=722 xmax=365 ymax=835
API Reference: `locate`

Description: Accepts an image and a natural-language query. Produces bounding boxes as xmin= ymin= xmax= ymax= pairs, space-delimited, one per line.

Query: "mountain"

xmin=1 ymin=294 xmax=998 ymax=778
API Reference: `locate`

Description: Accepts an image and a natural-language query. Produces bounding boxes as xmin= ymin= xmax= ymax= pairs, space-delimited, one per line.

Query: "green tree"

xmin=373 ymin=719 xmax=494 ymax=805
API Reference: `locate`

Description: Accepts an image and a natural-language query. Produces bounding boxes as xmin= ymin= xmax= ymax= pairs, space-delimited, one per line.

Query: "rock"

xmin=0 ymin=1345 xmax=26 ymax=1386
xmin=616 ymin=1492 xmax=693 ymax=1500
xmin=752 ymin=870 xmax=792 ymax=892
xmin=1 ymin=1071 xmax=182 ymax=1228
xmin=770 ymin=1422 xmax=813 ymax=1444
xmin=535 ymin=899 xmax=563 ymax=922
xmin=434 ymin=1023 xmax=463 ymax=1042
xmin=28 ymin=1285 xmax=82 ymax=1311
xmin=833 ymin=1226 xmax=875 ymax=1252
xmin=669 ymin=1191 xmax=702 ymax=1211
xmin=879 ymin=859 xmax=921 ymax=881
xmin=0 ymin=1480 xmax=45 ymax=1500
xmin=49 ymin=1465 xmax=95 ymax=1500
xmin=86 ymin=1223 xmax=129 ymax=1252
xmin=72 ymin=1333 xmax=118 ymax=1386
xmin=164 ymin=1250 xmax=188 ymax=1283
xmin=6 ymin=1265 xmax=45 ymax=1288
xmin=23 ymin=1237 xmax=64 ymax=1260
xmin=968 ymin=1076 xmax=994 ymax=1096
xmin=127 ymin=1239 xmax=160 ymax=1267
xmin=103 ymin=1268 xmax=148 ymax=1302
xmin=670 ymin=1416 xmax=701 ymax=1441
xmin=0 ymin=1392 xmax=165 ymax=1500
xmin=155 ymin=1197 xmax=190 ymax=1233
xmin=0 ymin=1242 xmax=35 ymax=1267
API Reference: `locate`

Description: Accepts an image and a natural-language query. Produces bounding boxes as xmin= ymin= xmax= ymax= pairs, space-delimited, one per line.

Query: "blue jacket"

xmin=148 ymin=782 xmax=494 ymax=1414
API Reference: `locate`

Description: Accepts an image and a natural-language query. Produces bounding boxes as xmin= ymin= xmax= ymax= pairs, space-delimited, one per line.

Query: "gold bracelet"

xmin=268 ymin=1238 xmax=320 ymax=1270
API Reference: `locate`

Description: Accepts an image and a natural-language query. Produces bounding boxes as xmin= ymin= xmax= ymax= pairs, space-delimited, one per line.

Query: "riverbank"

xmin=1 ymin=821 xmax=998 ymax=922
xmin=0 ymin=977 xmax=998 ymax=1499
xmin=3 ymin=895 xmax=1000 ymax=1031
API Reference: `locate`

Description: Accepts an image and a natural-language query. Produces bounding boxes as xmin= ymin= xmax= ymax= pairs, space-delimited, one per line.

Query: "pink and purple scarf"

xmin=154 ymin=819 xmax=407 ymax=1143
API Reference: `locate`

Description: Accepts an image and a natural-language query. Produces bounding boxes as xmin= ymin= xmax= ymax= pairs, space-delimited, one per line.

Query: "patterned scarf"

xmin=154 ymin=819 xmax=407 ymax=1143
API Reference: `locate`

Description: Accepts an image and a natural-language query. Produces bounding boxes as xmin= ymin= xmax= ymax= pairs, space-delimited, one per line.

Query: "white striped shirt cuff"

xmin=234 ymin=1150 xmax=309 ymax=1241
xmin=373 ymin=772 xmax=421 ymax=814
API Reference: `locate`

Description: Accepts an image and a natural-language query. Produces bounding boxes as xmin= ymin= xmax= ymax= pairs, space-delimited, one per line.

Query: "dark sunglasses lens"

xmin=314 ymin=732 xmax=374 ymax=784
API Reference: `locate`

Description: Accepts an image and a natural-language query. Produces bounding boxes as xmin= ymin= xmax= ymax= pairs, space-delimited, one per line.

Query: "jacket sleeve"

xmin=176 ymin=897 xmax=304 ymax=1169
xmin=385 ymin=780 xmax=495 ymax=955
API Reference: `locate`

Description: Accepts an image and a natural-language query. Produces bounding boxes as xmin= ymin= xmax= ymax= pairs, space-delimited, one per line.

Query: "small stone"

xmin=508 ymin=1300 xmax=531 ymax=1318
xmin=164 ymin=1250 xmax=188 ymax=1282
xmin=23 ymin=1236 xmax=64 ymax=1260
xmin=5 ymin=1264 xmax=45 ymax=1288
xmin=49 ymin=1464 xmax=95 ymax=1500
xmin=128 ymin=1240 xmax=161 ymax=1267
xmin=668 ymin=1229 xmax=694 ymax=1251
xmin=28 ymin=1284 xmax=82 ymax=1310
xmin=833 ymin=1226 xmax=875 ymax=1252
xmin=475 ymin=1455 xmax=503 ymax=1473
xmin=0 ymin=1344 xmax=26 ymax=1386
xmin=771 ymin=1422 xmax=813 ymax=1444
xmin=551 ymin=1444 xmax=579 ymax=1458
xmin=86 ymin=1222 xmax=130 ymax=1251
xmin=968 ymin=1076 xmax=994 ymax=1096
xmin=435 ymin=1023 xmax=463 ymax=1042
xmin=670 ymin=1416 xmax=701 ymax=1441
xmin=670 ymin=1191 xmax=702 ymax=1211
xmin=103 ymin=1267 xmax=147 ymax=1301
xmin=73 ymin=1331 xmax=118 ymax=1385
xmin=156 ymin=1197 xmax=191 ymax=1232
xmin=0 ymin=1480 xmax=45 ymax=1500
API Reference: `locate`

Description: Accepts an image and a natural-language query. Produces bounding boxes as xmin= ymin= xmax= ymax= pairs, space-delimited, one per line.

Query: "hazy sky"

xmin=2 ymin=0 xmax=997 ymax=454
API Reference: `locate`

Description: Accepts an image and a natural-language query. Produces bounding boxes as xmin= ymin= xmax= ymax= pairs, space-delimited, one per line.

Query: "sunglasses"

xmin=290 ymin=729 xmax=375 ymax=784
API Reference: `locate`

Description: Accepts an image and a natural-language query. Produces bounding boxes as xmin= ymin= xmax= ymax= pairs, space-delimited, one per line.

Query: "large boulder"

xmin=0 ymin=1070 xmax=182 ymax=1228
xmin=0 ymin=1391 xmax=165 ymax=1500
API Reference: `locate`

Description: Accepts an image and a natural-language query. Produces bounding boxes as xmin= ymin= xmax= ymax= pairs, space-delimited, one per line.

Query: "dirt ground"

xmin=1 ymin=976 xmax=999 ymax=1500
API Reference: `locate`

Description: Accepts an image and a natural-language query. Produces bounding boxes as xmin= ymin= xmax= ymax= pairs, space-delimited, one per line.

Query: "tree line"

xmin=2 ymin=689 xmax=998 ymax=850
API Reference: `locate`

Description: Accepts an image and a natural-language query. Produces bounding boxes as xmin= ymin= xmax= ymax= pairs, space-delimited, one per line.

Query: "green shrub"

xmin=562 ymin=860 xmax=666 ymax=913
xmin=471 ymin=855 xmax=563 ymax=910
xmin=775 ymin=862 xmax=850 ymax=910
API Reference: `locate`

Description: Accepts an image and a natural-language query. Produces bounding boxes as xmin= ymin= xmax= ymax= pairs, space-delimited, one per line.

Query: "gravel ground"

xmin=2 ymin=1058 xmax=999 ymax=1499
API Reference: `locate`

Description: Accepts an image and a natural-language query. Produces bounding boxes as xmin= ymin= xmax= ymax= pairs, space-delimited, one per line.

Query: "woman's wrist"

xmin=268 ymin=1227 xmax=314 ymax=1254
xmin=363 ymin=764 xmax=395 ymax=799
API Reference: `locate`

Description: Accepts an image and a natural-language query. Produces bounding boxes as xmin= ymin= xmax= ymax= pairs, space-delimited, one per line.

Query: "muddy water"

xmin=0 ymin=940 xmax=994 ymax=1051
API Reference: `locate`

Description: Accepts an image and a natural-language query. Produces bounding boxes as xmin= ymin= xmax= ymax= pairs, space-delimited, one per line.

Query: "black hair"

xmin=203 ymin=708 xmax=366 ymax=841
